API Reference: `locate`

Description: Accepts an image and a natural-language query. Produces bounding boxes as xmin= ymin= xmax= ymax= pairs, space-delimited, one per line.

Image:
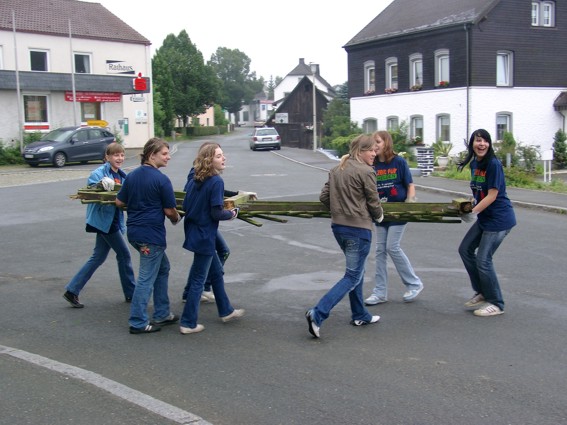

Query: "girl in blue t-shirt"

xmin=458 ymin=129 xmax=516 ymax=317
xmin=365 ymin=130 xmax=424 ymax=306
xmin=179 ymin=143 xmax=245 ymax=334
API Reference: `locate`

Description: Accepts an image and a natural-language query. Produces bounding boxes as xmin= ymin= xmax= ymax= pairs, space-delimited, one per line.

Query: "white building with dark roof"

xmin=0 ymin=0 xmax=153 ymax=148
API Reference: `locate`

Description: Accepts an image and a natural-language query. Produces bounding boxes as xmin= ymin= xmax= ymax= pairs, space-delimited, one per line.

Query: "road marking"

xmin=0 ymin=344 xmax=211 ymax=425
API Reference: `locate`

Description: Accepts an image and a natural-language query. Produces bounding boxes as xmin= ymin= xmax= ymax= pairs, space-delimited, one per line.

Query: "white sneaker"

xmin=351 ymin=315 xmax=381 ymax=326
xmin=464 ymin=293 xmax=485 ymax=309
xmin=473 ymin=303 xmax=504 ymax=317
xmin=403 ymin=285 xmax=424 ymax=302
xmin=200 ymin=291 xmax=215 ymax=303
xmin=364 ymin=294 xmax=388 ymax=305
xmin=221 ymin=309 xmax=245 ymax=323
xmin=179 ymin=324 xmax=205 ymax=334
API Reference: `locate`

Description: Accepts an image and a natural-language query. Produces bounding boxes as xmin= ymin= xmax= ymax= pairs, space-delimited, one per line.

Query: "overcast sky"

xmin=87 ymin=0 xmax=394 ymax=86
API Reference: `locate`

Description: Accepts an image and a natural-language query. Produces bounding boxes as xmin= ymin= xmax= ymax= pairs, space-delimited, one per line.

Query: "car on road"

xmin=250 ymin=127 xmax=281 ymax=151
xmin=22 ymin=126 xmax=116 ymax=167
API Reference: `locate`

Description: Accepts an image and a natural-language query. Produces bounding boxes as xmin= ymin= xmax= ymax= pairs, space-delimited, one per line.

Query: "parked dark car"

xmin=250 ymin=127 xmax=281 ymax=151
xmin=23 ymin=126 xmax=116 ymax=167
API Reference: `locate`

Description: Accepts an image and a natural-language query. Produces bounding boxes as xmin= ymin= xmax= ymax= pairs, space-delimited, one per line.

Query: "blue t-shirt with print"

xmin=116 ymin=165 xmax=177 ymax=247
xmin=183 ymin=174 xmax=225 ymax=255
xmin=373 ymin=155 xmax=413 ymax=226
xmin=470 ymin=156 xmax=516 ymax=232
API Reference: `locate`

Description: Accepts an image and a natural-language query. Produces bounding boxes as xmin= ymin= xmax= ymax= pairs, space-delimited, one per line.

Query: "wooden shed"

xmin=266 ymin=76 xmax=328 ymax=150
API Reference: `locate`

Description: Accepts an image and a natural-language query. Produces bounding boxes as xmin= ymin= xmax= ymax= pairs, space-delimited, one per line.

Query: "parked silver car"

xmin=23 ymin=126 xmax=115 ymax=167
xmin=250 ymin=127 xmax=281 ymax=151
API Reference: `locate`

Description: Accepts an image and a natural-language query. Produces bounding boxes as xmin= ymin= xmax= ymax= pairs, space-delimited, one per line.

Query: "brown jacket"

xmin=320 ymin=157 xmax=383 ymax=231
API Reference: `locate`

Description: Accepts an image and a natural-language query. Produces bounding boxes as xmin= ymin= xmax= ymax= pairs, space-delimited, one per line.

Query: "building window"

xmin=496 ymin=113 xmax=512 ymax=140
xmin=364 ymin=61 xmax=375 ymax=94
xmin=0 ymin=45 xmax=3 ymax=69
xmin=496 ymin=51 xmax=514 ymax=86
xmin=532 ymin=1 xmax=555 ymax=27
xmin=410 ymin=115 xmax=424 ymax=140
xmin=385 ymin=57 xmax=398 ymax=91
xmin=30 ymin=50 xmax=48 ymax=71
xmin=436 ymin=114 xmax=450 ymax=142
xmin=387 ymin=116 xmax=399 ymax=131
xmin=409 ymin=54 xmax=423 ymax=89
xmin=363 ymin=118 xmax=378 ymax=134
xmin=74 ymin=53 xmax=91 ymax=74
xmin=435 ymin=49 xmax=450 ymax=86
xmin=81 ymin=102 xmax=101 ymax=122
xmin=24 ymin=95 xmax=48 ymax=123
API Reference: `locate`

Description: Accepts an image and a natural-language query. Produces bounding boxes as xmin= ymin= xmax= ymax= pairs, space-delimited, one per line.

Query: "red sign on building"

xmin=65 ymin=91 xmax=122 ymax=102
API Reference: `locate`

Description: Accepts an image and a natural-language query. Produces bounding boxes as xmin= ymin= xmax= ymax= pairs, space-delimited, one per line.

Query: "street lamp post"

xmin=310 ymin=63 xmax=317 ymax=152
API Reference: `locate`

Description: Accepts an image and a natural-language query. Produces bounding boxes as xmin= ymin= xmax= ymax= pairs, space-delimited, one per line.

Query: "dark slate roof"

xmin=287 ymin=58 xmax=337 ymax=94
xmin=0 ymin=0 xmax=150 ymax=45
xmin=344 ymin=0 xmax=500 ymax=47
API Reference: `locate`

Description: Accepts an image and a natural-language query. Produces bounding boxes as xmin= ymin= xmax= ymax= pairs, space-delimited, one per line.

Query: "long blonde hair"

xmin=193 ymin=143 xmax=221 ymax=182
xmin=339 ymin=134 xmax=376 ymax=169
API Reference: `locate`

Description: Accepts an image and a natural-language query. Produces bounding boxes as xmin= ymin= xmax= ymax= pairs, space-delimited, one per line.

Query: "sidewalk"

xmin=276 ymin=148 xmax=567 ymax=215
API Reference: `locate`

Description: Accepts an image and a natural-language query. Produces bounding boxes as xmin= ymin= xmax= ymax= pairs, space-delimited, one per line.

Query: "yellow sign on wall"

xmin=86 ymin=120 xmax=109 ymax=127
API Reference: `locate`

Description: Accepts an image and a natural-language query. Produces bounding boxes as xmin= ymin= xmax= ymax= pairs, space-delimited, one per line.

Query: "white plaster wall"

xmin=351 ymin=87 xmax=565 ymax=153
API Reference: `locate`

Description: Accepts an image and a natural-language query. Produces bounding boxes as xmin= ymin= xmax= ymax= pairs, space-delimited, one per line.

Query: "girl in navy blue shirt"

xmin=458 ymin=129 xmax=516 ymax=317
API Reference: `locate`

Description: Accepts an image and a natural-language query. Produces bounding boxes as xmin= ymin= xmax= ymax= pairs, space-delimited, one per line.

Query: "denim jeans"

xmin=310 ymin=229 xmax=373 ymax=326
xmin=183 ymin=231 xmax=230 ymax=297
xmin=65 ymin=231 xmax=135 ymax=299
xmin=371 ymin=224 xmax=422 ymax=299
xmin=180 ymin=252 xmax=234 ymax=329
xmin=128 ymin=242 xmax=171 ymax=329
xmin=458 ymin=221 xmax=511 ymax=310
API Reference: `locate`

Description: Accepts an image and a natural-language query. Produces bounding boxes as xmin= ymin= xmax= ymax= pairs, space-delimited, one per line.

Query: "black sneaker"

xmin=305 ymin=310 xmax=320 ymax=338
xmin=151 ymin=313 xmax=179 ymax=326
xmin=129 ymin=324 xmax=161 ymax=334
xmin=350 ymin=315 xmax=380 ymax=326
xmin=63 ymin=291 xmax=84 ymax=308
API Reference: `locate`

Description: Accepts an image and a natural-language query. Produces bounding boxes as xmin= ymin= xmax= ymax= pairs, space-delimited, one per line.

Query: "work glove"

xmin=461 ymin=212 xmax=478 ymax=223
xmin=100 ymin=176 xmax=115 ymax=191
xmin=238 ymin=190 xmax=258 ymax=200
xmin=171 ymin=213 xmax=182 ymax=226
xmin=405 ymin=196 xmax=417 ymax=203
xmin=374 ymin=211 xmax=384 ymax=224
xmin=230 ymin=208 xmax=240 ymax=220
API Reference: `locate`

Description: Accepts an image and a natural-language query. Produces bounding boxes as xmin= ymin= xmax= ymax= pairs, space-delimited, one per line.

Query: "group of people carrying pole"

xmin=63 ymin=128 xmax=515 ymax=339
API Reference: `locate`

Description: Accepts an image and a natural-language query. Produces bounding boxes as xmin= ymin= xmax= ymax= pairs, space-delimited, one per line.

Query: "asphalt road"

xmin=1 ymin=128 xmax=567 ymax=425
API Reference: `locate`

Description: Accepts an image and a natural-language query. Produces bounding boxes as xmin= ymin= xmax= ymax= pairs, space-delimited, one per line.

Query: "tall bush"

xmin=553 ymin=129 xmax=567 ymax=169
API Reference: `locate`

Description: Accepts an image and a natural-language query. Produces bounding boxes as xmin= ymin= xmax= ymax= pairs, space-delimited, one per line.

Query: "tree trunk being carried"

xmin=70 ymin=186 xmax=472 ymax=227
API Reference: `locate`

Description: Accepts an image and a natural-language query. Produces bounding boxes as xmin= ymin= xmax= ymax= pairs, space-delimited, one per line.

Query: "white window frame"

xmin=363 ymin=118 xmax=378 ymax=134
xmin=364 ymin=61 xmax=375 ymax=94
xmin=435 ymin=49 xmax=450 ymax=86
xmin=496 ymin=51 xmax=514 ymax=86
xmin=74 ymin=52 xmax=92 ymax=74
xmin=385 ymin=57 xmax=398 ymax=90
xmin=496 ymin=113 xmax=512 ymax=141
xmin=0 ymin=45 xmax=4 ymax=69
xmin=23 ymin=93 xmax=49 ymax=124
xmin=387 ymin=116 xmax=399 ymax=131
xmin=410 ymin=115 xmax=424 ymax=140
xmin=409 ymin=53 xmax=423 ymax=88
xmin=436 ymin=114 xmax=451 ymax=142
xmin=532 ymin=1 xmax=555 ymax=27
xmin=30 ymin=49 xmax=49 ymax=72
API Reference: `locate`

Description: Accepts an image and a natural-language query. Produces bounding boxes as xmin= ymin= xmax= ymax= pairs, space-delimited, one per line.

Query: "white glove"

xmin=100 ymin=176 xmax=115 ymax=191
xmin=171 ymin=213 xmax=182 ymax=225
xmin=375 ymin=211 xmax=384 ymax=224
xmin=405 ymin=196 xmax=417 ymax=203
xmin=230 ymin=208 xmax=239 ymax=220
xmin=461 ymin=212 xmax=478 ymax=223
xmin=238 ymin=190 xmax=257 ymax=200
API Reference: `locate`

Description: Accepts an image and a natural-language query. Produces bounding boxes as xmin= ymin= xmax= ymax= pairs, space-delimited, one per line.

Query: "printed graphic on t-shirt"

xmin=472 ymin=169 xmax=486 ymax=201
xmin=375 ymin=167 xmax=398 ymax=199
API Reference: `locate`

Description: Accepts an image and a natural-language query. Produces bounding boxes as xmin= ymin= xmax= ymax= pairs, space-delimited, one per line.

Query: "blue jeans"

xmin=65 ymin=231 xmax=135 ymax=299
xmin=371 ymin=224 xmax=422 ymax=299
xmin=458 ymin=221 xmax=511 ymax=310
xmin=180 ymin=252 xmax=234 ymax=328
xmin=183 ymin=231 xmax=230 ymax=297
xmin=128 ymin=242 xmax=171 ymax=329
xmin=310 ymin=230 xmax=373 ymax=326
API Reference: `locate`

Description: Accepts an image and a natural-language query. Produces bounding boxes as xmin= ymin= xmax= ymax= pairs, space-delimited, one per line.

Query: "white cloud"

xmin=88 ymin=0 xmax=393 ymax=86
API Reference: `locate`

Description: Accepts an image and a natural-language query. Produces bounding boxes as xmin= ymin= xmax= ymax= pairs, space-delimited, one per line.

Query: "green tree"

xmin=214 ymin=104 xmax=228 ymax=126
xmin=321 ymin=82 xmax=360 ymax=148
xmin=495 ymin=131 xmax=519 ymax=166
xmin=553 ymin=129 xmax=567 ymax=169
xmin=152 ymin=53 xmax=175 ymax=136
xmin=208 ymin=47 xmax=264 ymax=119
xmin=152 ymin=31 xmax=219 ymax=129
